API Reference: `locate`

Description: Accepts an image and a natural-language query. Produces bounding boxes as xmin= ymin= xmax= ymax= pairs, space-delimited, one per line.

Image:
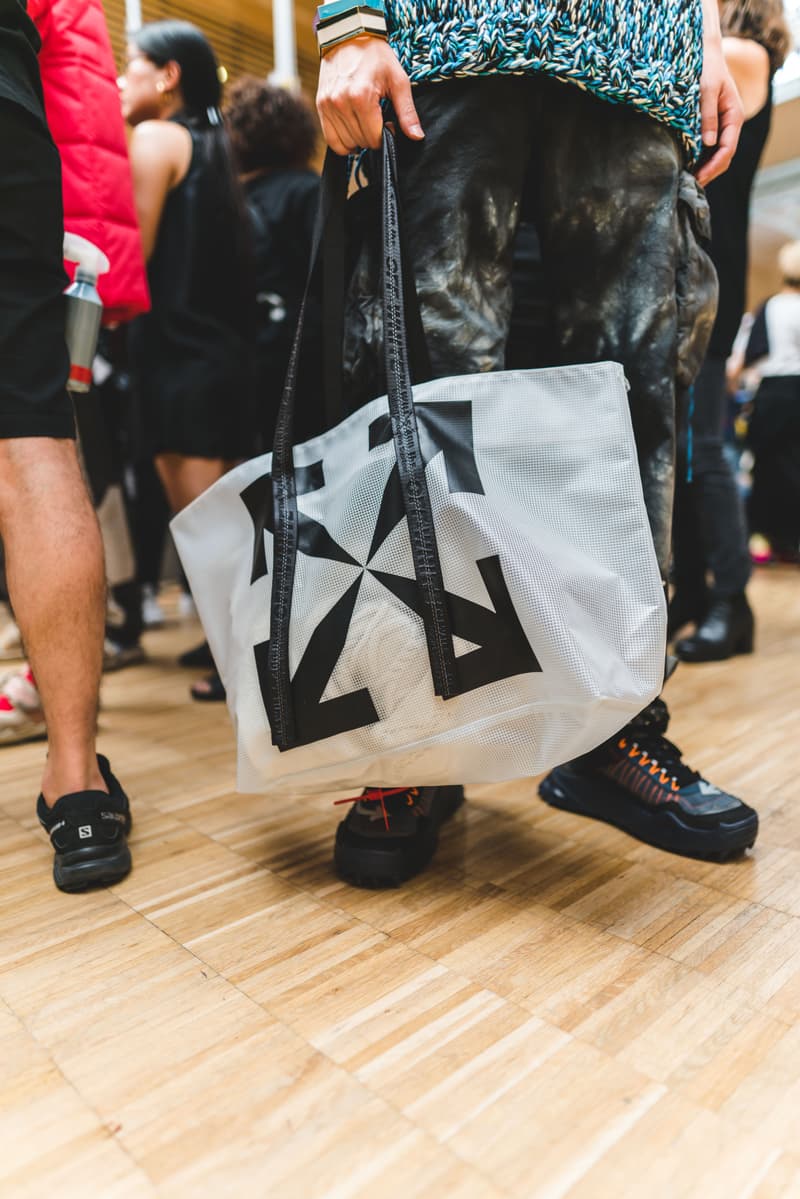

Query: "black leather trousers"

xmin=344 ymin=75 xmax=718 ymax=579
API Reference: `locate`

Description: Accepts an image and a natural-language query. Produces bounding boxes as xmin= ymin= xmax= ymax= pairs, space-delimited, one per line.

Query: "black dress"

xmin=129 ymin=121 xmax=255 ymax=460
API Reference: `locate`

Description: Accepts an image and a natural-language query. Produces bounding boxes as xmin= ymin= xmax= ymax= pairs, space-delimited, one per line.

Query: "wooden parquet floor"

xmin=1 ymin=568 xmax=799 ymax=1198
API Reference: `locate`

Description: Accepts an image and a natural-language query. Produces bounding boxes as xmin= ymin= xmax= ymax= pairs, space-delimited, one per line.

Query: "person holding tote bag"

xmin=309 ymin=0 xmax=759 ymax=884
xmin=174 ymin=0 xmax=760 ymax=889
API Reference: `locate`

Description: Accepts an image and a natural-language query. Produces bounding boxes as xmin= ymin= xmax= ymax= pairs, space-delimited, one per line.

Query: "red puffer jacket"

xmin=30 ymin=0 xmax=150 ymax=323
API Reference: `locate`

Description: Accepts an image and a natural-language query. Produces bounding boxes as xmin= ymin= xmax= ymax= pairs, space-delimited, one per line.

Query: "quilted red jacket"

xmin=30 ymin=0 xmax=150 ymax=322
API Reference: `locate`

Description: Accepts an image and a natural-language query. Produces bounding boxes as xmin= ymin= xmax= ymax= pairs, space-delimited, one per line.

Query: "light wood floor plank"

xmin=0 ymin=567 xmax=798 ymax=1195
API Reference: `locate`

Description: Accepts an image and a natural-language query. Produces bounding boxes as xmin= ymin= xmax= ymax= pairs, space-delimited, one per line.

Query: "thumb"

xmin=388 ymin=68 xmax=424 ymax=140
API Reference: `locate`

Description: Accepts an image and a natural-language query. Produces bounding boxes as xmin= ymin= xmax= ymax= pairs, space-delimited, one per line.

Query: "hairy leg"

xmin=0 ymin=437 xmax=106 ymax=801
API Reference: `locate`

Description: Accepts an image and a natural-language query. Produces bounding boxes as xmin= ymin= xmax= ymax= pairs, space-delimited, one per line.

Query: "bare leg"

xmin=155 ymin=454 xmax=236 ymax=698
xmin=155 ymin=454 xmax=234 ymax=514
xmin=0 ymin=438 xmax=106 ymax=802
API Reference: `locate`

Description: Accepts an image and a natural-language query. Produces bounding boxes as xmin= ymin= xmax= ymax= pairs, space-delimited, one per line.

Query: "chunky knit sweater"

xmin=386 ymin=0 xmax=703 ymax=159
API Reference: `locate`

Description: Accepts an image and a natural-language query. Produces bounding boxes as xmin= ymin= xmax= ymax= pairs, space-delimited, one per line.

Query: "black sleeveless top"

xmin=128 ymin=120 xmax=255 ymax=459
xmin=706 ymin=89 xmax=773 ymax=359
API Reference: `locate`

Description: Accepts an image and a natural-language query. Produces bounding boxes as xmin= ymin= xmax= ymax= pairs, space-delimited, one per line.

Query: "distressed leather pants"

xmin=343 ymin=75 xmax=718 ymax=580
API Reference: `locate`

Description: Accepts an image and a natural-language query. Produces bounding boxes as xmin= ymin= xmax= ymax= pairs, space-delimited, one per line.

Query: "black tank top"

xmin=129 ymin=120 xmax=252 ymax=406
xmin=706 ymin=89 xmax=773 ymax=359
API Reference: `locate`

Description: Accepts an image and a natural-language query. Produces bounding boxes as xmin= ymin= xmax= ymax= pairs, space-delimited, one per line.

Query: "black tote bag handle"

xmin=321 ymin=147 xmax=433 ymax=424
xmin=266 ymin=127 xmax=458 ymax=750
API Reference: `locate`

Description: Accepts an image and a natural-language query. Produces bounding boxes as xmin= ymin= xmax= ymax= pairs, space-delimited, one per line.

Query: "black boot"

xmin=667 ymin=589 xmax=708 ymax=640
xmin=334 ymin=786 xmax=464 ymax=888
xmin=674 ymin=594 xmax=754 ymax=662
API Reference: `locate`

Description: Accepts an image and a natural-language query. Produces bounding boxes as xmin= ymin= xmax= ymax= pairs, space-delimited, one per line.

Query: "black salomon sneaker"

xmin=334 ymin=785 xmax=464 ymax=888
xmin=538 ymin=700 xmax=757 ymax=861
xmin=37 ymin=755 xmax=132 ymax=892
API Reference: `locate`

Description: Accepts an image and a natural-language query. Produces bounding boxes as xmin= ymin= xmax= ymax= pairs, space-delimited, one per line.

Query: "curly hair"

xmin=224 ymin=77 xmax=318 ymax=173
xmin=721 ymin=0 xmax=793 ymax=74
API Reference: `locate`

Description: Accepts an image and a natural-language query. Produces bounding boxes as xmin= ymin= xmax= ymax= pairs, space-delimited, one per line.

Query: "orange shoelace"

xmin=618 ymin=737 xmax=680 ymax=791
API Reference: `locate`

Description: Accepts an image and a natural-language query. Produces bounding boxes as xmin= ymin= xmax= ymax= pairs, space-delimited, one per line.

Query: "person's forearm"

xmin=701 ymin=0 xmax=722 ymax=40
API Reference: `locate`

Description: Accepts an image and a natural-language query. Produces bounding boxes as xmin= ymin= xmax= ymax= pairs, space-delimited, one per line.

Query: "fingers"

xmin=696 ymin=146 xmax=725 ymax=188
xmin=319 ymin=100 xmax=381 ymax=154
xmin=388 ymin=69 xmax=424 ymax=140
xmin=351 ymin=82 xmax=385 ymax=149
xmin=319 ymin=106 xmax=356 ymax=157
xmin=316 ymin=40 xmax=420 ymax=155
xmin=696 ymin=77 xmax=743 ymax=187
xmin=318 ymin=83 xmax=383 ymax=153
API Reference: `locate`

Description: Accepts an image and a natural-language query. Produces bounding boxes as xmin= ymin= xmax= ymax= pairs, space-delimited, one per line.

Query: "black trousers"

xmin=0 ymin=98 xmax=72 ymax=440
xmin=673 ymin=354 xmax=751 ymax=599
xmin=344 ymin=75 xmax=718 ymax=580
xmin=748 ymin=374 xmax=800 ymax=551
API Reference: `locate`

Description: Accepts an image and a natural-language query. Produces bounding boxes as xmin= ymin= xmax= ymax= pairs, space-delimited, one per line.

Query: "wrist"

xmin=701 ymin=0 xmax=723 ymax=42
xmin=316 ymin=1 xmax=388 ymax=57
xmin=319 ymin=32 xmax=386 ymax=63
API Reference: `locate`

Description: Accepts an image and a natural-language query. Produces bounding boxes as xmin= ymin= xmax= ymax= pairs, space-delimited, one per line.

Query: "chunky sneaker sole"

xmin=53 ymin=840 xmax=132 ymax=892
xmin=38 ymin=755 xmax=133 ymax=893
xmin=335 ymin=785 xmax=464 ymax=888
xmin=539 ymin=767 xmax=758 ymax=862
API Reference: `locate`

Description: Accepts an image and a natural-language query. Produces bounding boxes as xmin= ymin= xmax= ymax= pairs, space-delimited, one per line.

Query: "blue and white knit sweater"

xmin=386 ymin=0 xmax=704 ymax=159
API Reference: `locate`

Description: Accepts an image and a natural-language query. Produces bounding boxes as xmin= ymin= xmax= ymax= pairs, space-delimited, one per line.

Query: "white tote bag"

xmin=172 ymin=132 xmax=666 ymax=798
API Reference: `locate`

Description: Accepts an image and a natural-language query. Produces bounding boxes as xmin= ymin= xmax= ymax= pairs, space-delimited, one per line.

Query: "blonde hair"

xmin=778 ymin=241 xmax=800 ymax=287
xmin=721 ymin=0 xmax=793 ymax=73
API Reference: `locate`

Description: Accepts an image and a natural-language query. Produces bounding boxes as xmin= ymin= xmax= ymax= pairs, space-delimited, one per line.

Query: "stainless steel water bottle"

xmin=63 ymin=233 xmax=110 ymax=393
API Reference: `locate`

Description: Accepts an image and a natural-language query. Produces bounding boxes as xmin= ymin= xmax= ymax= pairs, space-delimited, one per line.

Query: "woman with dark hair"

xmin=119 ymin=20 xmax=255 ymax=516
xmin=119 ymin=20 xmax=256 ymax=702
xmin=671 ymin=0 xmax=791 ymax=662
xmin=225 ymin=76 xmax=321 ymax=447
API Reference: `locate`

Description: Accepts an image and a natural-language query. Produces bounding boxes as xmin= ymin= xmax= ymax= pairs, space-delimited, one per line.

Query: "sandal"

xmin=190 ymin=671 xmax=226 ymax=703
xmin=179 ymin=640 xmax=214 ymax=670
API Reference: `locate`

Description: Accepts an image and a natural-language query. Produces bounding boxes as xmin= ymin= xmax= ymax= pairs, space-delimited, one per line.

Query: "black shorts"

xmin=0 ymin=97 xmax=73 ymax=439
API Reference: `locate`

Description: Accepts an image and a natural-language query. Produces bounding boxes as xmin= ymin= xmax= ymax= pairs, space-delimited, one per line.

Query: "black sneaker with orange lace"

xmin=334 ymin=786 xmax=465 ymax=887
xmin=538 ymin=699 xmax=758 ymax=861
